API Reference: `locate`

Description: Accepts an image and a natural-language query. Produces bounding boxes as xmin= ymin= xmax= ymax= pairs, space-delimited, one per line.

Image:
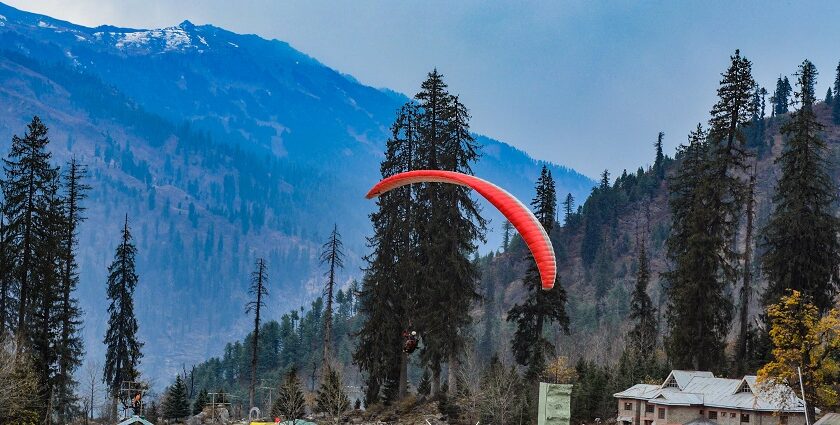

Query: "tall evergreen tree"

xmin=507 ymin=166 xmax=569 ymax=377
xmin=628 ymin=239 xmax=656 ymax=359
xmin=833 ymin=62 xmax=840 ymax=125
xmin=54 ymin=158 xmax=89 ymax=423
xmin=773 ymin=76 xmax=792 ymax=116
xmin=29 ymin=175 xmax=63 ymax=423
xmin=1 ymin=116 xmax=58 ymax=336
xmin=501 ymin=220 xmax=513 ymax=251
xmin=354 ymin=102 xmax=419 ymax=403
xmin=761 ymin=60 xmax=840 ymax=314
xmin=414 ymin=73 xmax=484 ymax=396
xmin=246 ymin=258 xmax=268 ymax=410
xmin=320 ymin=225 xmax=344 ymax=366
xmin=825 ymin=88 xmax=833 ymax=105
xmin=665 ymin=124 xmax=732 ymax=371
xmin=734 ymin=170 xmax=756 ymax=376
xmin=103 ymin=215 xmax=143 ymax=411
xmin=666 ymin=50 xmax=755 ymax=371
xmin=562 ymin=193 xmax=575 ymax=226
xmin=653 ymin=132 xmax=665 ymax=180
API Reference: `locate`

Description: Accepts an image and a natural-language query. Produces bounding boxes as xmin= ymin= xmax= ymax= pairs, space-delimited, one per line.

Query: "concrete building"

xmin=614 ymin=371 xmax=808 ymax=425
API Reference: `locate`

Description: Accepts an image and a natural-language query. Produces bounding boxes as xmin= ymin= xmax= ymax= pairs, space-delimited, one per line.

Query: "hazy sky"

xmin=8 ymin=0 xmax=840 ymax=177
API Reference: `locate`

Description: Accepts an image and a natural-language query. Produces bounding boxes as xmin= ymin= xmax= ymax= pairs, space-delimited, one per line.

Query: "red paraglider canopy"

xmin=366 ymin=170 xmax=556 ymax=290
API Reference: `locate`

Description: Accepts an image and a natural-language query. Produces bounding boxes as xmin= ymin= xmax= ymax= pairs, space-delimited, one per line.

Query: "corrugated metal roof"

xmin=614 ymin=384 xmax=661 ymax=399
xmin=613 ymin=371 xmax=807 ymax=413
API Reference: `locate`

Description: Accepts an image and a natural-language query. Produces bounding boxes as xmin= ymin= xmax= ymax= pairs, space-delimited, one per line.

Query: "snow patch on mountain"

xmin=114 ymin=27 xmax=193 ymax=51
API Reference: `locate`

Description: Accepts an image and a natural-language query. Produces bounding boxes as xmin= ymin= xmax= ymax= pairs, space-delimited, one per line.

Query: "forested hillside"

xmin=0 ymin=1 xmax=593 ymax=385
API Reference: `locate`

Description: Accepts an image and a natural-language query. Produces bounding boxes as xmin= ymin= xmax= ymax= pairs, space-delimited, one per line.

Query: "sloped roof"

xmin=615 ymin=384 xmax=661 ymax=399
xmin=116 ymin=416 xmax=154 ymax=425
xmin=614 ymin=371 xmax=807 ymax=413
xmin=664 ymin=371 xmax=715 ymax=390
xmin=815 ymin=413 xmax=840 ymax=425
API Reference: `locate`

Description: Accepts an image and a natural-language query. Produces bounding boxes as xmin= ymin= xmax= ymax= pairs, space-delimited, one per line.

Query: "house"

xmin=614 ymin=370 xmax=808 ymax=425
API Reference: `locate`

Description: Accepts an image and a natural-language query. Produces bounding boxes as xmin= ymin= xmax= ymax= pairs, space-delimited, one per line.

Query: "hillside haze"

xmin=0 ymin=2 xmax=594 ymax=385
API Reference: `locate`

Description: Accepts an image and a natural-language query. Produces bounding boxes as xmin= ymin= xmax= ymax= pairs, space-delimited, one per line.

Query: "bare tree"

xmin=0 ymin=335 xmax=39 ymax=423
xmin=482 ymin=361 xmax=526 ymax=425
xmin=83 ymin=360 xmax=103 ymax=423
xmin=246 ymin=258 xmax=269 ymax=411
xmin=320 ymin=225 xmax=344 ymax=367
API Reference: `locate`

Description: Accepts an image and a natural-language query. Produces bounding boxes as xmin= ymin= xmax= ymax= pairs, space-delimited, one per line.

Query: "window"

xmin=664 ymin=378 xmax=679 ymax=388
xmin=700 ymin=410 xmax=704 ymax=415
xmin=739 ymin=384 xmax=753 ymax=394
xmin=780 ymin=416 xmax=788 ymax=425
xmin=741 ymin=413 xmax=751 ymax=423
xmin=645 ymin=421 xmax=653 ymax=425
xmin=731 ymin=413 xmax=737 ymax=418
xmin=659 ymin=409 xmax=666 ymax=419
xmin=625 ymin=402 xmax=633 ymax=411
xmin=646 ymin=404 xmax=655 ymax=413
xmin=709 ymin=411 xmax=718 ymax=420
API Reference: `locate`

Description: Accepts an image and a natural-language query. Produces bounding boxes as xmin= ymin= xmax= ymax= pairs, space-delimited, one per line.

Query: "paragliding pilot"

xmin=402 ymin=330 xmax=419 ymax=354
xmin=132 ymin=391 xmax=142 ymax=411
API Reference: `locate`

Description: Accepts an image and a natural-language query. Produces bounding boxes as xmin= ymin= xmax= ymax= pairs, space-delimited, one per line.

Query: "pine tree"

xmin=163 ymin=375 xmax=190 ymax=420
xmin=653 ymin=132 xmax=665 ymax=180
xmin=1 ymin=116 xmax=58 ymax=336
xmin=320 ymin=225 xmax=344 ymax=366
xmin=599 ymin=169 xmax=610 ymax=190
xmin=628 ymin=239 xmax=656 ymax=359
xmin=54 ymin=158 xmax=89 ymax=423
xmin=507 ymin=166 xmax=569 ymax=377
xmin=246 ymin=258 xmax=268 ymax=410
xmin=665 ymin=124 xmax=732 ymax=371
xmin=501 ymin=220 xmax=513 ymax=251
xmin=414 ymin=71 xmax=484 ymax=396
xmin=761 ymin=60 xmax=840 ymax=315
xmin=774 ymin=76 xmax=792 ymax=115
xmin=833 ymin=62 xmax=840 ymax=125
xmin=562 ymin=193 xmax=575 ymax=226
xmin=103 ymin=215 xmax=143 ymax=409
xmin=193 ymin=388 xmax=208 ymax=415
xmin=665 ymin=50 xmax=755 ymax=371
xmin=826 ymin=88 xmax=833 ymax=105
xmin=354 ymin=103 xmax=417 ymax=403
xmin=29 ymin=175 xmax=63 ymax=423
xmin=316 ymin=367 xmax=350 ymax=424
xmin=271 ymin=369 xmax=306 ymax=422
xmin=734 ymin=170 xmax=756 ymax=376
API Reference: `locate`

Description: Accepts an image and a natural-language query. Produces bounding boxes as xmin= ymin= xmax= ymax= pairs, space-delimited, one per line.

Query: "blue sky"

xmin=9 ymin=0 xmax=840 ymax=177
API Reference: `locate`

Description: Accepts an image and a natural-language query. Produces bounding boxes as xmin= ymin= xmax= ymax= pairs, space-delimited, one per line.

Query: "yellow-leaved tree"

xmin=758 ymin=290 xmax=840 ymax=424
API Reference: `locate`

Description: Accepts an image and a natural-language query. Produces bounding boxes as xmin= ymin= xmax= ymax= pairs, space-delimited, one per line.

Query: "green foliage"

xmin=762 ymin=60 xmax=840 ymax=315
xmin=271 ymin=369 xmax=306 ymax=422
xmin=193 ymin=388 xmax=208 ymax=415
xmin=833 ymin=61 xmax=840 ymax=125
xmin=315 ymin=367 xmax=350 ymax=424
xmin=1 ymin=117 xmax=88 ymax=422
xmin=773 ymin=76 xmax=792 ymax=116
xmin=628 ymin=241 xmax=656 ymax=359
xmin=508 ymin=166 xmax=569 ymax=377
xmin=103 ymin=216 xmax=143 ymax=398
xmin=163 ymin=375 xmax=191 ymax=420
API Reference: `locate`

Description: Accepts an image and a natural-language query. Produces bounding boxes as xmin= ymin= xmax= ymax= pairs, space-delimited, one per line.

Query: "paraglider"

xmin=402 ymin=330 xmax=419 ymax=354
xmin=365 ymin=170 xmax=556 ymax=290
